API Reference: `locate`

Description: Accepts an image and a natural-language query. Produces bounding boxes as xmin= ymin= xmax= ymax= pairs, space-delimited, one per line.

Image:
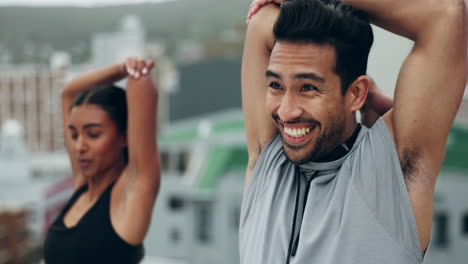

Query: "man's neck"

xmin=317 ymin=123 xmax=361 ymax=162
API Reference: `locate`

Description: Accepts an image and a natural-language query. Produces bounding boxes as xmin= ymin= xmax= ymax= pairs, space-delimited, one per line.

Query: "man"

xmin=240 ymin=0 xmax=467 ymax=263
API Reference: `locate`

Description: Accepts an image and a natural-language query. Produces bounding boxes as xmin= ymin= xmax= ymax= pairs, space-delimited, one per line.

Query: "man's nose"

xmin=277 ymin=92 xmax=303 ymax=122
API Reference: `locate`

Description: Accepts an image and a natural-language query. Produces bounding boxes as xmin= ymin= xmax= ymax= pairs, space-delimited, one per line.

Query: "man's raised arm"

xmin=346 ymin=0 xmax=468 ymax=251
xmin=242 ymin=4 xmax=280 ymax=182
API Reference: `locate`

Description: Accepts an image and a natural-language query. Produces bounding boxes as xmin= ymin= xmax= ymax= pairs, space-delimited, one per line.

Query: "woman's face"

xmin=67 ymin=104 xmax=127 ymax=178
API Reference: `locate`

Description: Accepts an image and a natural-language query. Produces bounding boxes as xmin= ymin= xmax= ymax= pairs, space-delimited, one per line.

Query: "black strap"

xmin=286 ymin=166 xmax=318 ymax=263
xmin=286 ymin=165 xmax=302 ymax=264
xmin=317 ymin=124 xmax=361 ymax=162
xmin=291 ymin=172 xmax=314 ymax=257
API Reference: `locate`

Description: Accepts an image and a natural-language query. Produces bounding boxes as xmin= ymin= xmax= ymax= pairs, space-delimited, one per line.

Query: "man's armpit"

xmin=399 ymin=144 xmax=422 ymax=188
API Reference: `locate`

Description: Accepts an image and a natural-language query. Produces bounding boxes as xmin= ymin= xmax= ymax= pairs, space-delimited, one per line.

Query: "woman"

xmin=43 ymin=57 xmax=160 ymax=264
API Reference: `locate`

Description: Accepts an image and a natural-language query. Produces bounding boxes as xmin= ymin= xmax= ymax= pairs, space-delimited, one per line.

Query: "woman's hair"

xmin=71 ymin=85 xmax=129 ymax=163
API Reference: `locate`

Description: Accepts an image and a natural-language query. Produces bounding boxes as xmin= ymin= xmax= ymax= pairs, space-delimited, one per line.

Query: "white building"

xmin=92 ymin=15 xmax=146 ymax=69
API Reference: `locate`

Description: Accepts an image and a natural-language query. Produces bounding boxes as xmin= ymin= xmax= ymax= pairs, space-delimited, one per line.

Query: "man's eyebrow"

xmin=266 ymin=70 xmax=325 ymax=83
xmin=294 ymin=73 xmax=325 ymax=83
xmin=266 ymin=70 xmax=281 ymax=79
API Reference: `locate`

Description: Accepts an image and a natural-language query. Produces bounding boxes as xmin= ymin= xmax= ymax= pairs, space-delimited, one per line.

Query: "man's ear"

xmin=345 ymin=75 xmax=369 ymax=112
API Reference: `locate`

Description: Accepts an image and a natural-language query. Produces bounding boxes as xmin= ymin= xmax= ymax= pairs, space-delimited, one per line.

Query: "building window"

xmin=195 ymin=203 xmax=212 ymax=244
xmin=433 ymin=212 xmax=449 ymax=248
xmin=168 ymin=196 xmax=185 ymax=211
xmin=232 ymin=207 xmax=240 ymax=230
xmin=170 ymin=228 xmax=181 ymax=244
xmin=160 ymin=151 xmax=170 ymax=173
xmin=177 ymin=151 xmax=190 ymax=173
xmin=462 ymin=213 xmax=468 ymax=236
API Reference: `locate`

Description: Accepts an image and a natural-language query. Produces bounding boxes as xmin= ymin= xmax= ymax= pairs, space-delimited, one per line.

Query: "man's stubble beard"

xmin=282 ymin=111 xmax=345 ymax=164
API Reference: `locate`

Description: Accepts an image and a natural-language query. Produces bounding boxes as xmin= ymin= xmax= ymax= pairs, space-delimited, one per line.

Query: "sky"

xmin=0 ymin=0 xmax=174 ymax=7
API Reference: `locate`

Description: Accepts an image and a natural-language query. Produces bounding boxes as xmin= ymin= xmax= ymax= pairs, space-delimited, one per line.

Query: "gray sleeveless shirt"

xmin=239 ymin=119 xmax=423 ymax=264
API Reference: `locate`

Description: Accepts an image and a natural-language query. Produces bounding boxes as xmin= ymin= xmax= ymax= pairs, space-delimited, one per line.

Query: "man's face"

xmin=266 ymin=41 xmax=351 ymax=163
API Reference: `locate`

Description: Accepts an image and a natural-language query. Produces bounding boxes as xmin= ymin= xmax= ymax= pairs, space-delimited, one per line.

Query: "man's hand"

xmin=247 ymin=0 xmax=285 ymax=24
xmin=360 ymin=78 xmax=393 ymax=127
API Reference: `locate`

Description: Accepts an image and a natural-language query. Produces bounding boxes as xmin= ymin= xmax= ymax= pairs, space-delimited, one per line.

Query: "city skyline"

xmin=0 ymin=0 xmax=174 ymax=7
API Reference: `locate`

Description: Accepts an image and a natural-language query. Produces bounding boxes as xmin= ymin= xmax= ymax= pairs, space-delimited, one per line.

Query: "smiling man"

xmin=240 ymin=0 xmax=467 ymax=263
xmin=266 ymin=41 xmax=360 ymax=163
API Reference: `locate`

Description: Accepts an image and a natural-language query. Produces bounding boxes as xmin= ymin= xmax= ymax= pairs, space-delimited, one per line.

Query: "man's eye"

xmin=302 ymin=84 xmax=318 ymax=92
xmin=70 ymin=134 xmax=78 ymax=140
xmin=268 ymin=82 xmax=281 ymax=90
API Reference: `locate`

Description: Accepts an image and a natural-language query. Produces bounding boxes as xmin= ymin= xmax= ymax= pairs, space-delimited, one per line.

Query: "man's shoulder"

xmin=251 ymin=133 xmax=286 ymax=173
xmin=346 ymin=119 xmax=401 ymax=179
xmin=355 ymin=118 xmax=395 ymax=150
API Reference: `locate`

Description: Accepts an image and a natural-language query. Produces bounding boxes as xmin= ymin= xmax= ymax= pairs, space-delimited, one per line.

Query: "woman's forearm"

xmin=62 ymin=63 xmax=126 ymax=100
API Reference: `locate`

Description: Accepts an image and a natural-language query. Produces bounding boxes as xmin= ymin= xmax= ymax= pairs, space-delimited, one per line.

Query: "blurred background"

xmin=0 ymin=0 xmax=466 ymax=263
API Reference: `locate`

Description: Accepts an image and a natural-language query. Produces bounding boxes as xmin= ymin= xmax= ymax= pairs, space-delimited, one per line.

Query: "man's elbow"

xmin=439 ymin=0 xmax=467 ymax=25
xmin=438 ymin=0 xmax=468 ymax=72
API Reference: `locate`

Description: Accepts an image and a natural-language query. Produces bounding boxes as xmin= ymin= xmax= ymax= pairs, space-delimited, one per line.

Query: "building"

xmin=0 ymin=14 xmax=178 ymax=153
xmin=0 ymin=66 xmax=65 ymax=152
xmin=169 ymin=58 xmax=241 ymax=121
xmin=424 ymin=120 xmax=468 ymax=264
xmin=144 ymin=109 xmax=246 ymax=264
xmin=91 ymin=15 xmax=146 ymax=69
xmin=0 ymin=121 xmax=63 ymax=264
xmin=90 ymin=15 xmax=178 ymax=131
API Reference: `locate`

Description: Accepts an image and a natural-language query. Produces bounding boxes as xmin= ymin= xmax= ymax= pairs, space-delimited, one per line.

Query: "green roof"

xmin=158 ymin=110 xmax=248 ymax=191
xmin=197 ymin=145 xmax=248 ymax=190
xmin=443 ymin=125 xmax=468 ymax=172
xmin=159 ymin=110 xmax=245 ymax=143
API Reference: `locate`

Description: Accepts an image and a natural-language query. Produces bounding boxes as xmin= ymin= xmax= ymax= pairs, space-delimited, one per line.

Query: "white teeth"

xmin=284 ymin=127 xmax=312 ymax=138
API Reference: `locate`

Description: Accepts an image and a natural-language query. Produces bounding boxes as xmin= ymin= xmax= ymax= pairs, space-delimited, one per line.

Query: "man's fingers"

xmin=251 ymin=1 xmax=262 ymax=16
xmin=247 ymin=0 xmax=275 ymax=24
xmin=247 ymin=2 xmax=256 ymax=21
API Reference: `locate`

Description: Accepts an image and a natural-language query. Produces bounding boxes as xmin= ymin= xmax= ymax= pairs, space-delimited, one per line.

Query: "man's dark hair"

xmin=71 ymin=85 xmax=129 ymax=163
xmin=274 ymin=0 xmax=374 ymax=94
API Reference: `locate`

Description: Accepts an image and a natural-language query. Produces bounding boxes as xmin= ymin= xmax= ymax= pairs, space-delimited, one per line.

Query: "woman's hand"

xmin=247 ymin=0 xmax=285 ymax=24
xmin=122 ymin=57 xmax=155 ymax=79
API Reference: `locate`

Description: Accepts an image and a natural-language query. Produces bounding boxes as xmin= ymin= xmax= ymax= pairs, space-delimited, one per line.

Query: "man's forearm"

xmin=342 ymin=0 xmax=459 ymax=41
